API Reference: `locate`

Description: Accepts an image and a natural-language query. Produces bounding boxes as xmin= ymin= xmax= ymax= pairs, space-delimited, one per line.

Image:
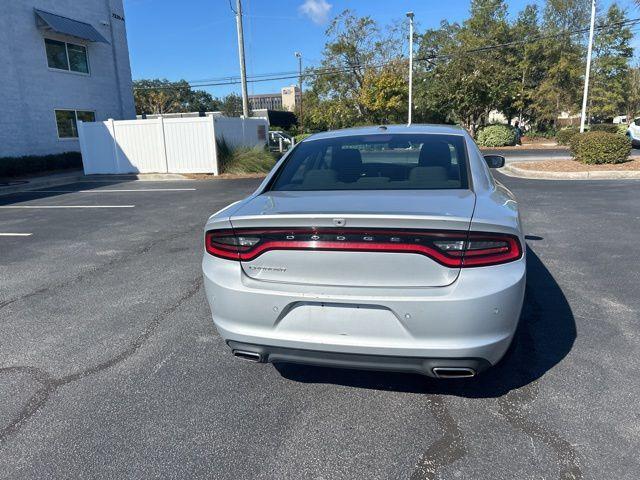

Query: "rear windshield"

xmin=268 ymin=133 xmax=469 ymax=191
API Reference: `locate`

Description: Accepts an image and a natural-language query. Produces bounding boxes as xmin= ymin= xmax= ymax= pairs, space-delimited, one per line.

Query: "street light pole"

xmin=406 ymin=12 xmax=414 ymax=126
xmin=295 ymin=52 xmax=303 ymax=127
xmin=235 ymin=0 xmax=250 ymax=117
xmin=579 ymin=0 xmax=596 ymax=133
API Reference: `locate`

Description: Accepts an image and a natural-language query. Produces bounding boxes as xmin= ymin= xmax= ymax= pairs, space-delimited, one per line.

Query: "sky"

xmin=123 ymin=0 xmax=640 ymax=98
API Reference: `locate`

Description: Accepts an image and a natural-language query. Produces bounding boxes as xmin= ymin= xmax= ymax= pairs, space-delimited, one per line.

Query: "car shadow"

xmin=0 ymin=178 xmax=131 ymax=206
xmin=274 ymin=245 xmax=576 ymax=397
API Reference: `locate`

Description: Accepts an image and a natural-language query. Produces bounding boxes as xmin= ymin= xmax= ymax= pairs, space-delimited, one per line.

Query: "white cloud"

xmin=298 ymin=0 xmax=332 ymax=25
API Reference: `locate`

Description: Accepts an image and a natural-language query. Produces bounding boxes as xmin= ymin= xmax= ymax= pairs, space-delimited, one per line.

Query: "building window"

xmin=45 ymin=39 xmax=89 ymax=74
xmin=55 ymin=110 xmax=95 ymax=138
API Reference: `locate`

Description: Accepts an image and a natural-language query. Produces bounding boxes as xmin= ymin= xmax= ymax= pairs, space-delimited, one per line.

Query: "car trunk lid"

xmin=229 ymin=190 xmax=476 ymax=287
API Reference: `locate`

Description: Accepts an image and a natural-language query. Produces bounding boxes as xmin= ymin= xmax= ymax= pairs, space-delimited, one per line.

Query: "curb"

xmin=0 ymin=172 xmax=86 ymax=196
xmin=82 ymin=173 xmax=190 ymax=182
xmin=502 ymin=164 xmax=640 ymax=180
xmin=0 ymin=172 xmax=192 ymax=196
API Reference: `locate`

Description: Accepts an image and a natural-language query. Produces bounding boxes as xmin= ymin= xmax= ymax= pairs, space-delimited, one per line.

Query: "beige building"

xmin=281 ymin=85 xmax=300 ymax=113
xmin=248 ymin=85 xmax=300 ymax=113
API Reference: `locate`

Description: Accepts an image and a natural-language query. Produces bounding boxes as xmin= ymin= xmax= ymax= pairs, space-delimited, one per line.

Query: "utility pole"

xmin=235 ymin=0 xmax=249 ymax=117
xmin=295 ymin=52 xmax=303 ymax=127
xmin=579 ymin=0 xmax=596 ymax=133
xmin=406 ymin=12 xmax=414 ymax=126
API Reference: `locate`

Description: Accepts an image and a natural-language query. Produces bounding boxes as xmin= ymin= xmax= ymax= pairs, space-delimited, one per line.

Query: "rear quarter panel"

xmin=464 ymin=135 xmax=523 ymax=240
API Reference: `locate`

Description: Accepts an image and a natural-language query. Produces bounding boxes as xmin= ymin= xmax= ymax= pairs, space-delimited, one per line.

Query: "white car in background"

xmin=626 ymin=118 xmax=640 ymax=147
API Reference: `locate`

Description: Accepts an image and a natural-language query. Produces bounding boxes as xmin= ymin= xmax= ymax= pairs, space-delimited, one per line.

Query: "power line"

xmin=416 ymin=17 xmax=640 ymax=62
xmin=133 ymin=16 xmax=640 ymax=92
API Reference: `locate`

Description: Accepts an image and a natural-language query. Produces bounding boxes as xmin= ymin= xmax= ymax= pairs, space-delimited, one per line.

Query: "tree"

xmin=133 ymin=79 xmax=220 ymax=115
xmin=510 ymin=5 xmax=546 ymax=124
xmin=303 ymin=9 xmax=404 ymax=130
xmin=133 ymin=79 xmax=187 ymax=114
xmin=358 ymin=61 xmax=407 ymax=124
xmin=219 ymin=93 xmax=245 ymax=117
xmin=298 ymin=1 xmax=635 ymax=133
xmin=414 ymin=21 xmax=461 ymax=124
xmin=532 ymin=0 xmax=590 ymax=127
xmin=626 ymin=65 xmax=640 ymax=120
xmin=185 ymin=90 xmax=221 ymax=113
xmin=589 ymin=4 xmax=633 ymax=121
xmin=414 ymin=0 xmax=513 ymax=134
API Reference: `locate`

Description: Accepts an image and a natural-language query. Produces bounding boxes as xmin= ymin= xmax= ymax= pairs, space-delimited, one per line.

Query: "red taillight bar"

xmin=205 ymin=228 xmax=522 ymax=268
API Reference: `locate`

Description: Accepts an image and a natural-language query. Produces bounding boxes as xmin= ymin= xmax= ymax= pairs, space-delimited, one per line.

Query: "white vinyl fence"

xmin=78 ymin=116 xmax=268 ymax=175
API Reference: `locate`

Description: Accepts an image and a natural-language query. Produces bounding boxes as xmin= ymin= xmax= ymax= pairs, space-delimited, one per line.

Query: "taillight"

xmin=433 ymin=233 xmax=522 ymax=266
xmin=205 ymin=228 xmax=522 ymax=267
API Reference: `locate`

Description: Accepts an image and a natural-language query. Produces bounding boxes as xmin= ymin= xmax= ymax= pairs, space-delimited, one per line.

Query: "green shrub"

xmin=0 ymin=151 xmax=82 ymax=178
xmin=476 ymin=125 xmax=516 ymax=147
xmin=570 ymin=131 xmax=631 ymax=164
xmin=216 ymin=138 xmax=277 ymax=174
xmin=589 ymin=124 xmax=619 ymax=134
xmin=524 ymin=128 xmax=557 ymax=140
xmin=294 ymin=133 xmax=312 ymax=143
xmin=617 ymin=123 xmax=629 ymax=135
xmin=556 ymin=128 xmax=579 ymax=146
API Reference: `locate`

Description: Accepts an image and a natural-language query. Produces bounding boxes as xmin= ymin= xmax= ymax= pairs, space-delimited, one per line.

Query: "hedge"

xmin=524 ymin=128 xmax=556 ymax=140
xmin=570 ymin=131 xmax=631 ymax=164
xmin=294 ymin=133 xmax=312 ymax=143
xmin=589 ymin=124 xmax=620 ymax=134
xmin=556 ymin=128 xmax=579 ymax=145
xmin=476 ymin=124 xmax=516 ymax=147
xmin=0 ymin=151 xmax=83 ymax=178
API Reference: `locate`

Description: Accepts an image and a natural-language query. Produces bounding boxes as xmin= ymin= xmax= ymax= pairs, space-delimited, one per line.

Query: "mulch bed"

xmin=481 ymin=142 xmax=564 ymax=151
xmin=516 ymin=159 xmax=640 ymax=172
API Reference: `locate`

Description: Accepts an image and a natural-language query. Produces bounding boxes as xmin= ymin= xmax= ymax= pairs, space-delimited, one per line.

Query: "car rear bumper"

xmin=227 ymin=341 xmax=492 ymax=378
xmin=203 ymin=254 xmax=526 ymax=369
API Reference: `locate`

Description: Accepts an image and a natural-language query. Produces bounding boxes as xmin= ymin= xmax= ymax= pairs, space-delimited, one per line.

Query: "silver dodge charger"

xmin=202 ymin=125 xmax=525 ymax=378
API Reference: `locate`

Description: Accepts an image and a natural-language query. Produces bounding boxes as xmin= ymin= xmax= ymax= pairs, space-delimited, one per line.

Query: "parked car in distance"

xmin=202 ymin=125 xmax=525 ymax=379
xmin=626 ymin=118 xmax=640 ymax=147
xmin=268 ymin=130 xmax=293 ymax=152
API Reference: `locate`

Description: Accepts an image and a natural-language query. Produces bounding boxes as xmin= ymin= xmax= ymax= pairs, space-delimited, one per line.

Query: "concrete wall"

xmin=0 ymin=0 xmax=135 ymax=157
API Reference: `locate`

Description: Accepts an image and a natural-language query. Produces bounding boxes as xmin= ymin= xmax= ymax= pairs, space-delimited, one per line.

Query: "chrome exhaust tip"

xmin=432 ymin=367 xmax=476 ymax=379
xmin=232 ymin=350 xmax=263 ymax=362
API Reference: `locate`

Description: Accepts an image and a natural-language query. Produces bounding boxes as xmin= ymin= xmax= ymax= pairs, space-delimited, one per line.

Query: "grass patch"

xmin=216 ymin=138 xmax=277 ymax=175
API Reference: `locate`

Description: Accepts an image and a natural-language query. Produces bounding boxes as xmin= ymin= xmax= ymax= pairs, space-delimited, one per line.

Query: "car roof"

xmin=303 ymin=124 xmax=467 ymax=141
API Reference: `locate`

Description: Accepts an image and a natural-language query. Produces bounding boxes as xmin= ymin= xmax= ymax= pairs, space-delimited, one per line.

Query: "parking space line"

xmin=0 ymin=205 xmax=135 ymax=209
xmin=0 ymin=233 xmax=33 ymax=236
xmin=31 ymin=188 xmax=197 ymax=193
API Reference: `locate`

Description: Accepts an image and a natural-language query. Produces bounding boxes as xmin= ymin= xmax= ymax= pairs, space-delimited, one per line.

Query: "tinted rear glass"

xmin=269 ymin=133 xmax=469 ymax=191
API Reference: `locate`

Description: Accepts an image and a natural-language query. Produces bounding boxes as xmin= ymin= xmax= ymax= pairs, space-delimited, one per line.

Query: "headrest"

xmin=331 ymin=148 xmax=362 ymax=183
xmin=418 ymin=141 xmax=452 ymax=168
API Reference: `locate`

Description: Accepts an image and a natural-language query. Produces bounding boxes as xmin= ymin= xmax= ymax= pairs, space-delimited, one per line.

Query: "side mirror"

xmin=484 ymin=154 xmax=505 ymax=169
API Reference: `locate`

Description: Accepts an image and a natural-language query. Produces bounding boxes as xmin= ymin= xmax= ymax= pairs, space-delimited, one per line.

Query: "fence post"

xmin=77 ymin=120 xmax=88 ymax=174
xmin=108 ymin=118 xmax=120 ymax=173
xmin=158 ymin=116 xmax=169 ymax=173
xmin=211 ymin=116 xmax=219 ymax=175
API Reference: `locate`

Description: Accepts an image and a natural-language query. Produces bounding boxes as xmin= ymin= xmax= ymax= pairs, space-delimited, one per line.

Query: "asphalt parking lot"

xmin=1 ymin=174 xmax=639 ymax=479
